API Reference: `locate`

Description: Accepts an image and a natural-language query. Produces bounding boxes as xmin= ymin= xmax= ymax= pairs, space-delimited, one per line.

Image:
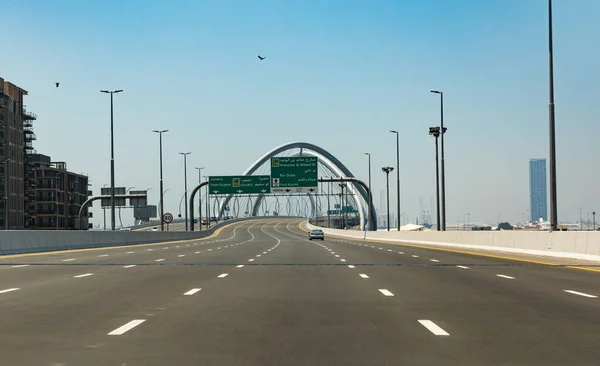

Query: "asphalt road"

xmin=1 ymin=219 xmax=600 ymax=365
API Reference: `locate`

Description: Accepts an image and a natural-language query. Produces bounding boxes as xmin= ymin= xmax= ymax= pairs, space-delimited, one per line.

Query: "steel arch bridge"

xmin=208 ymin=142 xmax=376 ymax=231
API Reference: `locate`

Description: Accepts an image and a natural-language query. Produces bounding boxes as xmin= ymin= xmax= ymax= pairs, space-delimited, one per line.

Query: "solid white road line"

xmin=184 ymin=288 xmax=202 ymax=296
xmin=123 ymin=265 xmax=137 ymax=268
xmin=496 ymin=274 xmax=515 ymax=279
xmin=12 ymin=264 xmax=30 ymax=268
xmin=108 ymin=319 xmax=146 ymax=336
xmin=155 ymin=259 xmax=165 ymax=262
xmin=379 ymin=289 xmax=394 ymax=297
xmin=430 ymin=259 xmax=439 ymax=263
xmin=418 ymin=320 xmax=450 ymax=336
xmin=348 ymin=265 xmax=355 ymax=269
xmin=236 ymin=265 xmax=244 ymax=268
xmin=126 ymin=251 xmax=135 ymax=254
xmin=177 ymin=255 xmax=185 ymax=258
xmin=359 ymin=274 xmax=369 ymax=279
xmin=98 ymin=254 xmax=109 ymax=257
xmin=456 ymin=265 xmax=469 ymax=269
xmin=564 ymin=290 xmax=598 ymax=298
xmin=0 ymin=288 xmax=20 ymax=294
xmin=73 ymin=273 xmax=93 ymax=278
xmin=248 ymin=259 xmax=255 ymax=262
xmin=217 ymin=273 xmax=229 ymax=278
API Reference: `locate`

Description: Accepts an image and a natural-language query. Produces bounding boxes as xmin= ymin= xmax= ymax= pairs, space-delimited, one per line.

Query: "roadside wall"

xmin=307 ymin=224 xmax=600 ymax=261
xmin=0 ymin=217 xmax=255 ymax=255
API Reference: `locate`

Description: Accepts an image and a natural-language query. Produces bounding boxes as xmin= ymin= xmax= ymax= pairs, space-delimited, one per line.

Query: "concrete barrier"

xmin=307 ymin=224 xmax=600 ymax=262
xmin=0 ymin=217 xmax=258 ymax=256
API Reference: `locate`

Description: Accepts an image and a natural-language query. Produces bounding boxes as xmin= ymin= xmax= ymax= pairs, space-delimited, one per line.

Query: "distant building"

xmin=33 ymin=155 xmax=90 ymax=229
xmin=529 ymin=159 xmax=548 ymax=222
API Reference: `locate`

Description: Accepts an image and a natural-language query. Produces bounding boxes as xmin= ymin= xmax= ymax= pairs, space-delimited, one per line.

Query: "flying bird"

xmin=257 ymin=55 xmax=265 ymax=60
xmin=55 ymin=82 xmax=60 ymax=87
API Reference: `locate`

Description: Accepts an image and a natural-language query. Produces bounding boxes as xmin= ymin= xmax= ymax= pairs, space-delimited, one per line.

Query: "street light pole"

xmin=382 ymin=166 xmax=394 ymax=231
xmin=390 ymin=131 xmax=400 ymax=231
xmin=153 ymin=129 xmax=168 ymax=231
xmin=195 ymin=167 xmax=205 ymax=229
xmin=431 ymin=90 xmax=446 ymax=231
xmin=364 ymin=153 xmax=371 ymax=231
xmin=548 ymin=0 xmax=558 ymax=232
xmin=593 ymin=211 xmax=596 ymax=231
xmin=429 ymin=127 xmax=446 ymax=231
xmin=180 ymin=152 xmax=191 ymax=231
xmin=100 ymin=89 xmax=123 ymax=231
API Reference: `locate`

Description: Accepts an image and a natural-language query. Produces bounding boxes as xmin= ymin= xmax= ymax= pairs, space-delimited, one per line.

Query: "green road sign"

xmin=270 ymin=156 xmax=318 ymax=193
xmin=209 ymin=175 xmax=271 ymax=195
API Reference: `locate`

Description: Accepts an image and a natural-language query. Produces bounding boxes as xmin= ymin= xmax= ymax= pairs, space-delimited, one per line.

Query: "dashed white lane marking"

xmin=379 ymin=289 xmax=394 ymax=297
xmin=176 ymin=246 xmax=180 ymax=248
xmin=177 ymin=255 xmax=185 ymax=258
xmin=348 ymin=265 xmax=355 ymax=269
xmin=331 ymin=252 xmax=335 ymax=254
xmin=224 ymin=246 xmax=228 ymax=248
xmin=371 ymin=246 xmax=375 ymax=248
xmin=98 ymin=254 xmax=109 ymax=257
xmin=341 ymin=259 xmax=347 ymax=262
xmin=217 ymin=247 xmax=222 ymax=250
xmin=155 ymin=259 xmax=165 ymax=262
xmin=263 ymin=252 xmax=267 ymax=254
xmin=147 ymin=249 xmax=153 ymax=252
xmin=194 ymin=251 xmax=201 ymax=254
xmin=123 ymin=265 xmax=136 ymax=268
xmin=418 ymin=320 xmax=450 ymax=336
xmin=430 ymin=259 xmax=439 ymax=262
xmin=186 ymin=244 xmax=190 ymax=247
xmin=248 ymin=259 xmax=255 ymax=262
xmin=126 ymin=251 xmax=135 ymax=254
xmin=359 ymin=274 xmax=369 ymax=279
xmin=0 ymin=288 xmax=20 ymax=294
xmin=163 ymin=247 xmax=169 ymax=250
xmin=456 ymin=265 xmax=469 ymax=269
xmin=412 ymin=255 xmax=419 ymax=258
xmin=208 ymin=249 xmax=212 ymax=252
xmin=236 ymin=265 xmax=244 ymax=268
xmin=398 ymin=252 xmax=404 ymax=254
xmin=387 ymin=249 xmax=392 ymax=252
xmin=564 ymin=290 xmax=597 ymax=298
xmin=335 ymin=255 xmax=340 ymax=257
xmin=217 ymin=273 xmax=229 ymax=278
xmin=108 ymin=319 xmax=146 ymax=336
xmin=73 ymin=273 xmax=93 ymax=278
xmin=378 ymin=248 xmax=383 ymax=250
xmin=12 ymin=264 xmax=30 ymax=268
xmin=496 ymin=274 xmax=514 ymax=279
xmin=184 ymin=288 xmax=202 ymax=296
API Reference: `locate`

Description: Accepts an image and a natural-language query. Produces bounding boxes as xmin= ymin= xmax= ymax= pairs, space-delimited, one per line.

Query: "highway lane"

xmin=0 ymin=218 xmax=600 ymax=365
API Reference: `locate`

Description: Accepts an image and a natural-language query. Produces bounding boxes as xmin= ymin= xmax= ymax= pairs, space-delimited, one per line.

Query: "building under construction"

xmin=0 ymin=76 xmax=90 ymax=229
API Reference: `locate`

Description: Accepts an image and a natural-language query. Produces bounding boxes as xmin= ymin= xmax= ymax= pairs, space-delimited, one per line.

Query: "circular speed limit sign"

xmin=162 ymin=212 xmax=174 ymax=224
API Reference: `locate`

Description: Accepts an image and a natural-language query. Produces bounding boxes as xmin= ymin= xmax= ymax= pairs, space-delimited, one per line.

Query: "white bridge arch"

xmin=217 ymin=142 xmax=376 ymax=231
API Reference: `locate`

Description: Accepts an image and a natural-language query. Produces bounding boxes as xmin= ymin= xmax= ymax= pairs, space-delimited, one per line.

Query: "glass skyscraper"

xmin=529 ymin=159 xmax=548 ymax=222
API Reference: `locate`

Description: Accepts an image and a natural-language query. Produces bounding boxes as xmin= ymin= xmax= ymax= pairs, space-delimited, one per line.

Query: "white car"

xmin=308 ymin=229 xmax=325 ymax=240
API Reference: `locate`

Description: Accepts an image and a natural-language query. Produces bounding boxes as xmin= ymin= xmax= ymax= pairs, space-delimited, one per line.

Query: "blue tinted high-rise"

xmin=529 ymin=159 xmax=548 ymax=222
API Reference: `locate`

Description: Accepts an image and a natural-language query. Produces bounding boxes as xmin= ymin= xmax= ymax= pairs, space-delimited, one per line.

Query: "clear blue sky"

xmin=1 ymin=0 xmax=599 ymax=226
